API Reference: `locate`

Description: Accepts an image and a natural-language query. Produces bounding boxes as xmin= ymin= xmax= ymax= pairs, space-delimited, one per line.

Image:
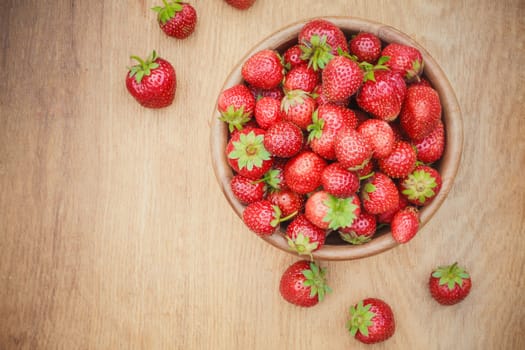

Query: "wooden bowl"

xmin=211 ymin=16 xmax=463 ymax=261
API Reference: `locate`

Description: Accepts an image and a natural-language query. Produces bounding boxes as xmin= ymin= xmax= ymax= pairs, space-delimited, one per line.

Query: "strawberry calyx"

xmin=360 ymin=56 xmax=391 ymax=82
xmin=219 ymin=105 xmax=251 ymax=132
xmin=128 ymin=51 xmax=160 ymax=84
xmin=228 ymin=131 xmax=271 ymax=171
xmin=287 ymin=232 xmax=319 ymax=259
xmin=432 ymin=262 xmax=470 ymax=290
xmin=300 ymin=35 xmax=334 ymax=71
xmin=347 ymin=300 xmax=376 ymax=337
xmin=401 ymin=168 xmax=438 ymax=204
xmin=323 ymin=194 xmax=359 ymax=230
xmin=405 ymin=59 xmax=424 ymax=82
xmin=339 ymin=231 xmax=372 ymax=245
xmin=281 ymin=89 xmax=310 ymax=113
xmin=302 ymin=262 xmax=332 ymax=302
xmin=152 ymin=0 xmax=184 ymax=24
xmin=257 ymin=168 xmax=282 ymax=192
xmin=306 ymin=110 xmax=325 ymax=142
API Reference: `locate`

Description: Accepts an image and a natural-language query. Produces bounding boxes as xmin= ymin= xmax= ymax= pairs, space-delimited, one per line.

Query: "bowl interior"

xmin=211 ymin=16 xmax=463 ymax=261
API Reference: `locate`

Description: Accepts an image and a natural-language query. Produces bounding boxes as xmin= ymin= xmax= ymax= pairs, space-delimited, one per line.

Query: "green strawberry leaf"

xmin=287 ymin=232 xmax=319 ymax=259
xmin=129 ymin=50 xmax=160 ymax=84
xmin=219 ymin=105 xmax=251 ymax=133
xmin=301 ymin=262 xmax=331 ymax=302
xmin=306 ymin=110 xmax=324 ymax=142
xmin=347 ymin=301 xmax=375 ymax=338
xmin=322 ymin=194 xmax=360 ymax=230
xmin=152 ymin=0 xmax=184 ymax=24
xmin=432 ymin=262 xmax=470 ymax=291
xmin=227 ymin=131 xmax=271 ymax=171
xmin=300 ymin=35 xmax=334 ymax=71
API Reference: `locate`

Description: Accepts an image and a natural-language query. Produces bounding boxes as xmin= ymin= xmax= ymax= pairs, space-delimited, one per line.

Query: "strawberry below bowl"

xmin=211 ymin=16 xmax=463 ymax=261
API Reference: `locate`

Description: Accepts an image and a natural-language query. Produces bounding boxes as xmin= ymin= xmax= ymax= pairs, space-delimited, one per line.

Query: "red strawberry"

xmin=263 ymin=121 xmax=303 ymax=158
xmin=391 ymin=206 xmax=419 ymax=243
xmin=349 ymin=32 xmax=382 ymax=63
xmin=248 ymin=84 xmax=285 ymax=101
xmin=339 ymin=212 xmax=377 ymax=244
xmin=283 ymin=45 xmax=307 ymax=69
xmin=322 ymin=56 xmax=364 ymax=102
xmin=400 ymin=85 xmax=442 ymax=141
xmin=126 ymin=51 xmax=176 ymax=108
xmin=267 ymin=189 xmax=304 ymax=218
xmin=224 ymin=0 xmax=256 ymax=10
xmin=357 ymin=119 xmax=395 ymax=159
xmin=230 ymin=175 xmax=265 ymax=204
xmin=242 ymin=50 xmax=284 ymax=90
xmin=218 ymin=84 xmax=256 ymax=132
xmin=308 ymin=104 xmax=358 ymax=160
xmin=305 ymin=190 xmax=360 ymax=230
xmin=279 ymin=260 xmax=332 ymax=307
xmin=285 ymin=215 xmax=326 ymax=257
xmin=226 ymin=128 xmax=273 ymax=179
xmin=299 ymin=19 xmax=349 ymax=71
xmin=347 ymin=298 xmax=395 ymax=344
xmin=283 ymin=64 xmax=319 ymax=93
xmin=355 ymin=158 xmax=375 ymax=178
xmin=414 ymin=120 xmax=445 ymax=164
xmin=334 ymin=127 xmax=373 ymax=171
xmin=281 ymin=90 xmax=317 ymax=130
xmin=376 ymin=194 xmax=408 ymax=224
xmin=243 ymin=200 xmax=295 ymax=236
xmin=382 ymin=43 xmax=424 ymax=82
xmin=283 ymin=151 xmax=327 ymax=194
xmin=356 ymin=70 xmax=406 ymax=121
xmin=312 ymin=84 xmax=349 ymax=107
xmin=378 ymin=141 xmax=417 ymax=178
xmin=321 ymin=162 xmax=360 ymax=198
xmin=254 ymin=96 xmax=283 ymax=129
xmin=152 ymin=1 xmax=197 ymax=39
xmin=360 ymin=172 xmax=399 ymax=214
xmin=399 ymin=165 xmax=442 ymax=206
xmin=429 ymin=262 xmax=472 ymax=305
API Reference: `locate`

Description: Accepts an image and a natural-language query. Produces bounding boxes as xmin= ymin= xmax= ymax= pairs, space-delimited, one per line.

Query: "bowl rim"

xmin=211 ymin=16 xmax=463 ymax=261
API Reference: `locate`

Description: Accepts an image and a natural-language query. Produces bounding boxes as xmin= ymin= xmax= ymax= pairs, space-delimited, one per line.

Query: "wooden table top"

xmin=1 ymin=1 xmax=523 ymax=349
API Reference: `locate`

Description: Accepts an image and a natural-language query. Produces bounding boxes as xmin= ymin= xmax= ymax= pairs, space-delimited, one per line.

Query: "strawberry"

xmin=283 ymin=64 xmax=319 ymax=93
xmin=243 ymin=200 xmax=292 ymax=236
xmin=391 ymin=206 xmax=419 ymax=243
xmin=263 ymin=121 xmax=303 ymax=158
xmin=322 ymin=56 xmax=364 ymax=103
xmin=357 ymin=119 xmax=395 ymax=159
xmin=224 ymin=0 xmax=256 ymax=10
xmin=226 ymin=128 xmax=273 ymax=179
xmin=285 ymin=215 xmax=326 ymax=257
xmin=242 ymin=50 xmax=284 ymax=90
xmin=281 ymin=90 xmax=317 ymax=130
xmin=378 ymin=140 xmax=417 ymax=178
xmin=320 ymin=162 xmax=360 ymax=198
xmin=308 ymin=104 xmax=358 ymax=160
xmin=381 ymin=43 xmax=424 ymax=82
xmin=360 ymin=172 xmax=399 ymax=214
xmin=347 ymin=298 xmax=395 ymax=344
xmin=279 ymin=260 xmax=332 ymax=307
xmin=248 ymin=84 xmax=285 ymax=101
xmin=376 ymin=194 xmax=408 ymax=224
xmin=267 ymin=189 xmax=304 ymax=218
xmin=299 ymin=19 xmax=348 ymax=70
xmin=355 ymin=158 xmax=375 ymax=178
xmin=305 ymin=190 xmax=360 ymax=230
xmin=414 ymin=120 xmax=445 ymax=164
xmin=399 ymin=165 xmax=442 ymax=206
xmin=218 ymin=84 xmax=256 ymax=132
xmin=429 ymin=262 xmax=472 ymax=305
xmin=283 ymin=151 xmax=327 ymax=194
xmin=254 ymin=96 xmax=283 ymax=129
xmin=334 ymin=127 xmax=373 ymax=171
xmin=349 ymin=32 xmax=382 ymax=63
xmin=312 ymin=84 xmax=349 ymax=107
xmin=126 ymin=51 xmax=176 ymax=108
xmin=152 ymin=1 xmax=197 ymax=39
xmin=230 ymin=174 xmax=265 ymax=204
xmin=339 ymin=212 xmax=377 ymax=244
xmin=356 ymin=70 xmax=406 ymax=121
xmin=400 ymin=85 xmax=442 ymax=141
xmin=283 ymin=45 xmax=307 ymax=69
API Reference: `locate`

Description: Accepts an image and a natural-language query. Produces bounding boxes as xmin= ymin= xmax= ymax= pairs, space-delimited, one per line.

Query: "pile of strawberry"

xmin=218 ymin=18 xmax=445 ymax=256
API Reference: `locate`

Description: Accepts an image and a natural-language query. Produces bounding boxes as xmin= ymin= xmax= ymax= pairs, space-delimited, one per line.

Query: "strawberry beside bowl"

xmin=211 ymin=17 xmax=463 ymax=261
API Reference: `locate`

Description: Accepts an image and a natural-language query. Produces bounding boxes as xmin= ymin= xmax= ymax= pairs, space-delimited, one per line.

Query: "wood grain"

xmin=0 ymin=0 xmax=524 ymax=349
